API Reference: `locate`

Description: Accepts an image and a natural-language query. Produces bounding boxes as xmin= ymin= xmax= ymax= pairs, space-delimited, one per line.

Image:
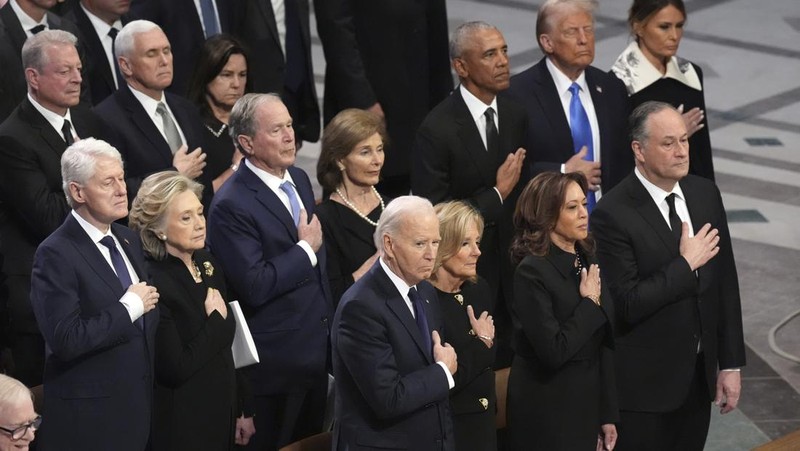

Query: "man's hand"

xmin=432 ymin=330 xmax=457 ymax=375
xmin=204 ymin=287 xmax=228 ymax=319
xmin=366 ymin=102 xmax=384 ymax=119
xmin=235 ymin=415 xmax=256 ymax=446
xmin=678 ymin=104 xmax=705 ymax=138
xmin=565 ymin=146 xmax=601 ymax=190
xmin=128 ymin=282 xmax=159 ymax=313
xmin=597 ymin=424 xmax=617 ymax=450
xmin=173 ymin=145 xmax=206 ymax=179
xmin=495 ymin=148 xmax=526 ymax=200
xmin=715 ymin=370 xmax=741 ymax=414
xmin=680 ymin=222 xmax=720 ymax=271
xmin=298 ymin=210 xmax=323 ymax=252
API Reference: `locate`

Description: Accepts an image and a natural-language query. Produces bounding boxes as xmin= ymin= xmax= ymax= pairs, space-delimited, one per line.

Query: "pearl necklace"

xmin=335 ymin=186 xmax=384 ymax=227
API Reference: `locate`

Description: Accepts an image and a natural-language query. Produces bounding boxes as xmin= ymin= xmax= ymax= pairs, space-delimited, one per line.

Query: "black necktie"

xmin=283 ymin=0 xmax=307 ymax=93
xmin=61 ymin=119 xmax=74 ymax=146
xmin=30 ymin=24 xmax=46 ymax=35
xmin=99 ymin=236 xmax=143 ymax=329
xmin=107 ymin=27 xmax=123 ymax=88
xmin=665 ymin=193 xmax=682 ymax=244
xmin=484 ymin=107 xmax=499 ymax=156
xmin=408 ymin=287 xmax=432 ymax=356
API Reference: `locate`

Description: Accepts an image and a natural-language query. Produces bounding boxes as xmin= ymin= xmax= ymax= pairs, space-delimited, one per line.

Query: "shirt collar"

xmin=634 ymin=167 xmax=686 ymax=206
xmin=546 ymin=57 xmax=588 ymax=96
xmin=128 ymin=85 xmax=166 ymax=119
xmin=9 ymin=0 xmax=47 ymax=34
xmin=71 ymin=210 xmax=114 ymax=242
xmin=27 ymin=93 xmax=73 ymax=136
xmin=244 ymin=159 xmax=296 ymax=193
xmin=80 ymin=3 xmax=122 ymax=38
xmin=611 ymin=41 xmax=702 ymax=95
xmin=379 ymin=257 xmax=413 ymax=300
xmin=459 ymin=84 xmax=498 ymax=124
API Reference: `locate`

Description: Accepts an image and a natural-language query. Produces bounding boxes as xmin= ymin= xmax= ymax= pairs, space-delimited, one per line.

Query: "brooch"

xmin=202 ymin=261 xmax=214 ymax=277
xmin=479 ymin=398 xmax=489 ymax=410
xmin=454 ymin=294 xmax=464 ymax=305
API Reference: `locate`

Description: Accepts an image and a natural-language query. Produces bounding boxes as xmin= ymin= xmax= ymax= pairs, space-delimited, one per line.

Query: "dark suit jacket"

xmin=30 ymin=215 xmax=158 ymax=450
xmin=591 ymin=173 xmax=746 ymax=412
xmin=504 ymin=58 xmax=633 ymax=193
xmin=237 ymin=0 xmax=320 ymax=142
xmin=0 ymin=98 xmax=104 ymax=334
xmin=93 ymin=84 xmax=209 ymax=202
xmin=206 ymin=163 xmax=332 ymax=395
xmin=314 ymin=0 xmax=452 ymax=178
xmin=332 ymin=262 xmax=454 ymax=450
xmin=130 ymin=0 xmax=238 ymax=96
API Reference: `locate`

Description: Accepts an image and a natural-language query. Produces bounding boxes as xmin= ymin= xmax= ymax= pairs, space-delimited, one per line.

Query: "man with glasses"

xmin=0 ymin=373 xmax=40 ymax=448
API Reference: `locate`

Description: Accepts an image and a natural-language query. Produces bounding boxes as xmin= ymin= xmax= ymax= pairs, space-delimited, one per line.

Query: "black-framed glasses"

xmin=0 ymin=415 xmax=41 ymax=440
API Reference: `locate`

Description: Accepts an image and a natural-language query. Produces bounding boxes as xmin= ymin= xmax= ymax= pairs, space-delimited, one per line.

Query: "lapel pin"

xmin=596 ymin=86 xmax=602 ymax=94
xmin=123 ymin=238 xmax=130 ymax=245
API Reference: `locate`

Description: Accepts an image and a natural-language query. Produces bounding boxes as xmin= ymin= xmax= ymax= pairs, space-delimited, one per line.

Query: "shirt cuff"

xmin=436 ymin=361 xmax=455 ymax=389
xmin=560 ymin=163 xmax=566 ymax=174
xmin=297 ymin=240 xmax=318 ymax=267
xmin=119 ymin=291 xmax=144 ymax=323
xmin=721 ymin=368 xmax=741 ymax=372
xmin=493 ymin=187 xmax=503 ymax=204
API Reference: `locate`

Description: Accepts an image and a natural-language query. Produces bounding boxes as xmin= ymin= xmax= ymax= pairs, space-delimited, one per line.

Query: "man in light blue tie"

xmin=206 ymin=93 xmax=333 ymax=450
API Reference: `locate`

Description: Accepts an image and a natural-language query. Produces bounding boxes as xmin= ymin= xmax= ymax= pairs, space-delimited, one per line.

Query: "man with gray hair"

xmin=30 ymin=137 xmax=159 ymax=450
xmin=0 ymin=29 xmax=105 ymax=387
xmin=332 ymin=195 xmax=457 ymax=450
xmin=207 ymin=93 xmax=332 ymax=450
xmin=94 ymin=19 xmax=209 ymax=205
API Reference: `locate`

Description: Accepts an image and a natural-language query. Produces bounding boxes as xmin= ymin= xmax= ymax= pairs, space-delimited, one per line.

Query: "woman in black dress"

xmin=129 ymin=172 xmax=254 ymax=450
xmin=316 ymin=109 xmax=389 ymax=305
xmin=611 ymin=0 xmax=715 ymax=180
xmin=429 ymin=201 xmax=496 ymax=451
xmin=187 ymin=34 xmax=249 ymax=192
xmin=507 ymin=172 xmax=617 ymax=451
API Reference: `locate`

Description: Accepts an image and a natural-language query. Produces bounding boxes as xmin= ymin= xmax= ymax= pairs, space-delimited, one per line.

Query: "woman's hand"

xmin=678 ymin=104 xmax=705 ymax=138
xmin=467 ymin=305 xmax=494 ymax=348
xmin=235 ymin=415 xmax=256 ymax=446
xmin=352 ymin=252 xmax=380 ymax=282
xmin=580 ymin=264 xmax=602 ymax=305
xmin=596 ymin=423 xmax=617 ymax=450
xmin=204 ymin=287 xmax=228 ymax=319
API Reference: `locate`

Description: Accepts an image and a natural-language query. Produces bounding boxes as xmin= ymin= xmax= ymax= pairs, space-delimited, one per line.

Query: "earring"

xmin=160 ymin=234 xmax=167 ymax=241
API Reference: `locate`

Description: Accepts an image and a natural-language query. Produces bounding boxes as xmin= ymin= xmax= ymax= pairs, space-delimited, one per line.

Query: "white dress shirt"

xmin=271 ymin=0 xmax=287 ymax=55
xmin=27 ymin=94 xmax=77 ymax=142
xmin=634 ymin=167 xmax=694 ymax=237
xmin=9 ymin=0 xmax=47 ymax=37
xmin=128 ymin=86 xmax=188 ymax=147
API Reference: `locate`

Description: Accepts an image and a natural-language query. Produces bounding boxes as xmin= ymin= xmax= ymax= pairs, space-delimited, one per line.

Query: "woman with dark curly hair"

xmin=507 ymin=172 xmax=617 ymax=450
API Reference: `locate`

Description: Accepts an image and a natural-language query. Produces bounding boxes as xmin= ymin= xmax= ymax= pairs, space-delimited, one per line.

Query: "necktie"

xmin=568 ymin=82 xmax=596 ymax=212
xmin=665 ymin=193 xmax=683 ymax=244
xmin=99 ymin=236 xmax=143 ymax=329
xmin=61 ymin=119 xmax=74 ymax=146
xmin=484 ymin=107 xmax=498 ymax=156
xmin=156 ymin=102 xmax=183 ymax=154
xmin=107 ymin=27 xmax=123 ymax=88
xmin=408 ymin=287 xmax=432 ymax=356
xmin=279 ymin=181 xmax=301 ymax=226
xmin=29 ymin=24 xmax=46 ymax=35
xmin=283 ymin=0 xmax=306 ymax=93
xmin=199 ymin=0 xmax=219 ymax=38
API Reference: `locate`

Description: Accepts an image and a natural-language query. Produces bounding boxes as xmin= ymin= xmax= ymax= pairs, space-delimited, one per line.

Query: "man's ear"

xmin=237 ymin=134 xmax=253 ymax=155
xmin=539 ymin=34 xmax=553 ymax=54
xmin=382 ymin=234 xmax=394 ymax=261
xmin=452 ymin=57 xmax=468 ymax=79
xmin=631 ymin=140 xmax=645 ymax=165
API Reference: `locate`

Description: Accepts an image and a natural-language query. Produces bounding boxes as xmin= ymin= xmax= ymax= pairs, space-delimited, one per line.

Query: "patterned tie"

xmin=665 ymin=193 xmax=683 ymax=244
xmin=199 ymin=0 xmax=219 ymax=37
xmin=107 ymin=27 xmax=123 ymax=88
xmin=279 ymin=181 xmax=302 ymax=226
xmin=568 ymin=82 xmax=596 ymax=212
xmin=99 ymin=236 xmax=143 ymax=329
xmin=408 ymin=287 xmax=432 ymax=357
xmin=156 ymin=102 xmax=183 ymax=154
xmin=484 ymin=107 xmax=498 ymax=156
xmin=61 ymin=119 xmax=74 ymax=146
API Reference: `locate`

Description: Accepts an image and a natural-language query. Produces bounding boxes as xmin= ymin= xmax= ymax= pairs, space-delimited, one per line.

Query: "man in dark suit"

xmin=94 ymin=20 xmax=208 ymax=203
xmin=0 ymin=0 xmax=85 ymax=122
xmin=30 ymin=137 xmax=160 ymax=450
xmin=207 ymin=93 xmax=332 ymax=450
xmin=237 ymin=0 xmax=320 ymax=144
xmin=332 ymin=195 xmax=457 ymax=450
xmin=412 ymin=21 xmax=526 ymax=368
xmin=591 ymin=101 xmax=745 ymax=450
xmin=504 ymin=0 xmax=631 ymax=202
xmin=64 ymin=0 xmax=135 ymax=105
xmin=0 ymin=29 xmax=104 ymax=387
xmin=315 ymin=0 xmax=453 ymax=197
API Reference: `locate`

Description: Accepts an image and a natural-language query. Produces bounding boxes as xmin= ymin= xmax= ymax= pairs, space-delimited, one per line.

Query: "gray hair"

xmin=228 ymin=93 xmax=283 ymax=151
xmin=61 ymin=138 xmax=123 ymax=208
xmin=629 ymin=100 xmax=677 ymax=144
xmin=374 ymin=196 xmax=436 ymax=253
xmin=449 ymin=21 xmax=497 ymax=59
xmin=21 ymin=29 xmax=78 ymax=71
xmin=0 ymin=374 xmax=33 ymax=413
xmin=536 ymin=0 xmax=598 ymax=49
xmin=115 ymin=20 xmax=162 ymax=59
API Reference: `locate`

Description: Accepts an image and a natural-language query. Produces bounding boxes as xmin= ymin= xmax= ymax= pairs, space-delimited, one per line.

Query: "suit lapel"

xmin=64 ymin=215 xmax=127 ymax=295
xmin=240 ymin=164 xmax=298 ymax=239
xmin=586 ymin=69 xmax=612 ymax=184
xmin=532 ymin=60 xmax=574 ymax=158
xmin=627 ymin=175 xmax=680 ymax=254
xmin=119 ymin=86 xmax=174 ymax=166
xmin=19 ymin=99 xmax=69 ymax=159
xmin=452 ymin=89 xmax=496 ymax=186
xmin=73 ymin=7 xmax=115 ymax=94
xmin=256 ymin=0 xmax=282 ymax=53
xmin=374 ymin=265 xmax=433 ymax=363
xmin=0 ymin=6 xmax=26 ymax=55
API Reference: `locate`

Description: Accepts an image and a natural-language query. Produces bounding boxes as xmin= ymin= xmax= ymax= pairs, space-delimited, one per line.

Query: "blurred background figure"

xmin=611 ymin=0 xmax=715 ymax=180
xmin=508 ymin=172 xmax=617 ymax=451
xmin=188 ymin=34 xmax=249 ymax=192
xmin=316 ymin=108 xmax=388 ymax=305
xmin=129 ymin=172 xmax=254 ymax=450
xmin=0 ymin=373 xmax=39 ymax=450
xmin=429 ymin=201 xmax=497 ymax=451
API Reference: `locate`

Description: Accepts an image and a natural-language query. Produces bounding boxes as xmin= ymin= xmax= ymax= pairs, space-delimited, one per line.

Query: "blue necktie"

xmin=280 ymin=181 xmax=301 ymax=226
xmin=568 ymin=82 xmax=596 ymax=212
xmin=408 ymin=287 xmax=432 ymax=357
xmin=99 ymin=236 xmax=143 ymax=329
xmin=199 ymin=0 xmax=220 ymax=38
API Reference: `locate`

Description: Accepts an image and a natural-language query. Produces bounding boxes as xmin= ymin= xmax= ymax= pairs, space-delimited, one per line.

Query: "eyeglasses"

xmin=0 ymin=415 xmax=42 ymax=440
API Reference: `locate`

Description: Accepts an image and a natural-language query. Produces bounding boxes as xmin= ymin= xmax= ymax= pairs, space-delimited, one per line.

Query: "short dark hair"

xmin=187 ymin=34 xmax=250 ymax=118
xmin=628 ymin=0 xmax=687 ymax=39
xmin=628 ymin=100 xmax=676 ymax=144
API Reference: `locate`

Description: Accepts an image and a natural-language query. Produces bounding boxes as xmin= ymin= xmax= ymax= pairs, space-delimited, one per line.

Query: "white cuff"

xmin=493 ymin=187 xmax=503 ymax=204
xmin=119 ymin=291 xmax=144 ymax=323
xmin=297 ymin=240 xmax=318 ymax=267
xmin=436 ymin=361 xmax=455 ymax=389
xmin=560 ymin=163 xmax=566 ymax=174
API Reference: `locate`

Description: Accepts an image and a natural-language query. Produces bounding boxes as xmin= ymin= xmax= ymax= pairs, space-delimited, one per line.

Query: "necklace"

xmin=335 ymin=186 xmax=384 ymax=227
xmin=205 ymin=122 xmax=227 ymax=138
xmin=190 ymin=260 xmax=203 ymax=282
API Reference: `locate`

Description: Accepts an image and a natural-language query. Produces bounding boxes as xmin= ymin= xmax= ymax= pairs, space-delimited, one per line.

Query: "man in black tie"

xmin=0 ymin=29 xmax=105 ymax=387
xmin=591 ymin=101 xmax=745 ymax=450
xmin=30 ymin=137 xmax=160 ymax=450
xmin=332 ymin=195 xmax=458 ymax=450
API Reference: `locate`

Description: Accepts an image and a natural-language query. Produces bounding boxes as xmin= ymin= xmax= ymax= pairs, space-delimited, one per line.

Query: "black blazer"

xmin=504 ymin=58 xmax=633 ymax=193
xmin=332 ymin=262 xmax=454 ymax=451
xmin=0 ymin=99 xmax=105 ymax=333
xmin=591 ymin=173 xmax=746 ymax=412
xmin=93 ymin=84 xmax=209 ymax=202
